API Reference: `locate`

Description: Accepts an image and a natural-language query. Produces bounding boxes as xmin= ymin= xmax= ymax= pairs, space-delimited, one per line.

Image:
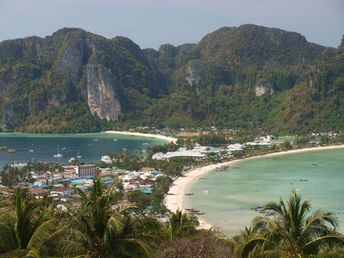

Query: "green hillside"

xmin=0 ymin=25 xmax=343 ymax=133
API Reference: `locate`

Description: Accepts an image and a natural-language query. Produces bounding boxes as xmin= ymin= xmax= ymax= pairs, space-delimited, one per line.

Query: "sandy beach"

xmin=163 ymin=144 xmax=344 ymax=230
xmin=104 ymin=130 xmax=177 ymax=143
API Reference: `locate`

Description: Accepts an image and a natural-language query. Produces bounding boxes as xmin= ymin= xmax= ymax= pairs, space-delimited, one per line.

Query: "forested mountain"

xmin=0 ymin=24 xmax=343 ymax=133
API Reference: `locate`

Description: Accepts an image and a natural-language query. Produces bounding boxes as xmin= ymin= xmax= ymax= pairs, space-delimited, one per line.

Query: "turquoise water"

xmin=185 ymin=149 xmax=344 ymax=236
xmin=0 ymin=133 xmax=164 ymax=168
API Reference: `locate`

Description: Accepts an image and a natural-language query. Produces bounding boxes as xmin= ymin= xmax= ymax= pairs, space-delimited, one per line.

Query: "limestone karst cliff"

xmin=0 ymin=25 xmax=343 ymax=133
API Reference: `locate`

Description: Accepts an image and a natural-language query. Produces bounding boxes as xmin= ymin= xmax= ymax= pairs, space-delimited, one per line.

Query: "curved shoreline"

xmin=163 ymin=144 xmax=344 ymax=230
xmin=104 ymin=130 xmax=177 ymax=143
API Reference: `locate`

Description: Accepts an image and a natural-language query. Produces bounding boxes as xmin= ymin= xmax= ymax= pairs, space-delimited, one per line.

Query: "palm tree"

xmin=65 ymin=178 xmax=159 ymax=257
xmin=229 ymin=226 xmax=263 ymax=258
xmin=166 ymin=210 xmax=199 ymax=241
xmin=233 ymin=190 xmax=344 ymax=258
xmin=0 ymin=188 xmax=62 ymax=257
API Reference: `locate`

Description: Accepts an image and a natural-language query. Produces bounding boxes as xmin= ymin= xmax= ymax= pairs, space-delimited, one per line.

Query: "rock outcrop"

xmin=0 ymin=28 xmax=164 ymax=131
xmin=255 ymin=83 xmax=273 ymax=96
xmin=185 ymin=66 xmax=200 ymax=86
xmin=1 ymin=108 xmax=15 ymax=131
xmin=86 ymin=64 xmax=121 ymax=121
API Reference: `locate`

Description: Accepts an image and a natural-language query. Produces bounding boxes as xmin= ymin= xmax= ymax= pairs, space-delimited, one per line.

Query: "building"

xmin=62 ymin=165 xmax=77 ymax=175
xmin=77 ymin=164 xmax=97 ymax=177
xmin=227 ymin=143 xmax=244 ymax=152
xmin=101 ymin=155 xmax=112 ymax=164
xmin=152 ymin=148 xmax=206 ymax=160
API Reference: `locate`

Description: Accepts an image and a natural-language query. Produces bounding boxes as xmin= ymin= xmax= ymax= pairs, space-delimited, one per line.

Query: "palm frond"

xmin=27 ymin=219 xmax=59 ymax=255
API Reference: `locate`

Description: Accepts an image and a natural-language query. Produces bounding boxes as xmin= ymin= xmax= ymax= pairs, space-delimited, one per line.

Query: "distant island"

xmin=0 ymin=24 xmax=343 ymax=134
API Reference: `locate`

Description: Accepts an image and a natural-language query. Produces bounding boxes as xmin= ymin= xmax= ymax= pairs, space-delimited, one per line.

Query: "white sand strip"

xmin=104 ymin=130 xmax=177 ymax=143
xmin=164 ymin=144 xmax=344 ymax=230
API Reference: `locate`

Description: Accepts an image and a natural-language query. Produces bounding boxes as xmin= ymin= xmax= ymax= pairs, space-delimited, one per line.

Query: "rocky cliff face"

xmin=86 ymin=64 xmax=121 ymax=121
xmin=0 ymin=25 xmax=343 ymax=133
xmin=0 ymin=28 xmax=164 ymax=131
xmin=53 ymin=32 xmax=91 ymax=86
xmin=255 ymin=83 xmax=273 ymax=96
xmin=1 ymin=108 xmax=14 ymax=132
xmin=185 ymin=66 xmax=200 ymax=86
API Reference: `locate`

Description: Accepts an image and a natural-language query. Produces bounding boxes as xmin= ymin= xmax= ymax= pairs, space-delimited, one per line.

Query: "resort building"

xmin=63 ymin=164 xmax=97 ymax=177
xmin=151 ymin=144 xmax=222 ymax=161
xmin=152 ymin=148 xmax=206 ymax=160
xmin=245 ymin=141 xmax=272 ymax=147
xmin=77 ymin=164 xmax=97 ymax=177
xmin=227 ymin=143 xmax=244 ymax=152
xmin=101 ymin=155 xmax=112 ymax=164
xmin=62 ymin=165 xmax=77 ymax=175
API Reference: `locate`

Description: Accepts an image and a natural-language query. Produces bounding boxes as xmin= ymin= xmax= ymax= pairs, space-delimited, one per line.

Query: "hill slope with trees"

xmin=0 ymin=24 xmax=343 ymax=133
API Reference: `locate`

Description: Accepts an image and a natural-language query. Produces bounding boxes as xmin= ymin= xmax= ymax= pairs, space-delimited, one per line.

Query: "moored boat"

xmin=76 ymin=149 xmax=82 ymax=159
xmin=53 ymin=145 xmax=63 ymax=158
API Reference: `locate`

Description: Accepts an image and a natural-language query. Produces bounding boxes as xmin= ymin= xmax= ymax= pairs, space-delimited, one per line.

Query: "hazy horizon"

xmin=0 ymin=0 xmax=343 ymax=49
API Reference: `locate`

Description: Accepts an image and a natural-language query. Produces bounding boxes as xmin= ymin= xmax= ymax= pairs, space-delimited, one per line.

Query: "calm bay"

xmin=0 ymin=132 xmax=164 ymax=168
xmin=185 ymin=148 xmax=344 ymax=235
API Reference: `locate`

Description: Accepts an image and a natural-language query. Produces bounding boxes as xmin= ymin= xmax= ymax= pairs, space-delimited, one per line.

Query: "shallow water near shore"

xmin=185 ymin=149 xmax=344 ymax=236
xmin=0 ymin=132 xmax=164 ymax=168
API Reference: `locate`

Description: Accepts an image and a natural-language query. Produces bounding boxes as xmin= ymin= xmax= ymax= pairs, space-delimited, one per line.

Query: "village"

xmin=0 ymin=135 xmax=277 ymax=204
xmin=2 ymin=129 xmax=338 ymax=208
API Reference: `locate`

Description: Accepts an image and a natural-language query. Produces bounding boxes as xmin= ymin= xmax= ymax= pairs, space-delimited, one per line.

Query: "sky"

xmin=0 ymin=0 xmax=343 ymax=49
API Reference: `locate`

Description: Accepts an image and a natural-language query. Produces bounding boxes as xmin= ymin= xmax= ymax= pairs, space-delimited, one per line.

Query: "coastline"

xmin=163 ymin=144 xmax=344 ymax=230
xmin=104 ymin=130 xmax=177 ymax=143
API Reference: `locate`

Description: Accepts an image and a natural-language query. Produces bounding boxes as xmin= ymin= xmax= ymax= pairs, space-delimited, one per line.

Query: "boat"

xmin=0 ymin=146 xmax=7 ymax=151
xmin=185 ymin=208 xmax=199 ymax=213
xmin=53 ymin=153 xmax=63 ymax=158
xmin=185 ymin=193 xmax=194 ymax=196
xmin=202 ymin=189 xmax=210 ymax=194
xmin=8 ymin=149 xmax=16 ymax=154
xmin=29 ymin=149 xmax=34 ymax=153
xmin=251 ymin=206 xmax=263 ymax=212
xmin=53 ymin=145 xmax=63 ymax=158
xmin=76 ymin=149 xmax=82 ymax=159
xmin=113 ymin=139 xmax=118 ymax=142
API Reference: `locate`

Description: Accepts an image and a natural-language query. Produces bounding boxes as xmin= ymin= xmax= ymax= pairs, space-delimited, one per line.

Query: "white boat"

xmin=53 ymin=145 xmax=63 ymax=158
xmin=29 ymin=144 xmax=34 ymax=153
xmin=68 ymin=157 xmax=76 ymax=163
xmin=76 ymin=149 xmax=82 ymax=159
xmin=113 ymin=139 xmax=118 ymax=142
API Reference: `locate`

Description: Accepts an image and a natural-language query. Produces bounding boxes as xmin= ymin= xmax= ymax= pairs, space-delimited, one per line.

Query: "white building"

xmin=245 ymin=141 xmax=271 ymax=147
xmin=152 ymin=149 xmax=206 ymax=160
xmin=227 ymin=143 xmax=244 ymax=152
xmin=101 ymin=155 xmax=112 ymax=164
